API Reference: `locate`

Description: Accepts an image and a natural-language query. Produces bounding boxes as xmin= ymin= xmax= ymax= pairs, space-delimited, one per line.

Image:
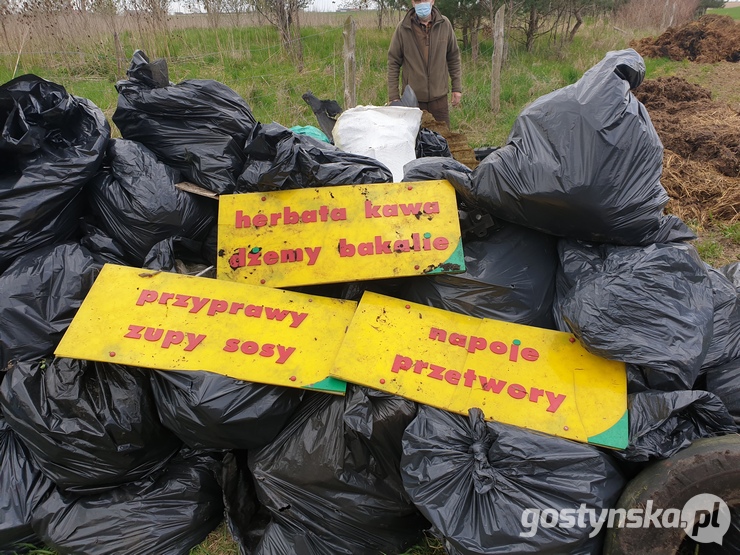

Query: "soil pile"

xmin=633 ymin=76 xmax=740 ymax=226
xmin=421 ymin=111 xmax=479 ymax=169
xmin=631 ymin=14 xmax=740 ymax=63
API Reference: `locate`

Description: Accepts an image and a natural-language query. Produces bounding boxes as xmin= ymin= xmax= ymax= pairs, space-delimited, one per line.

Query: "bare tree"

xmin=339 ymin=0 xmax=399 ymax=29
xmin=223 ymin=0 xmax=252 ymax=25
xmin=249 ymin=0 xmax=306 ymax=64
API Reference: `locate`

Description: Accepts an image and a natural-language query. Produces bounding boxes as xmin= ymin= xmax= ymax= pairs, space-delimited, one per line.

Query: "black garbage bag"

xmin=401 ymin=406 xmax=626 ymax=555
xmin=0 ymin=74 xmax=109 ymax=272
xmin=626 ymin=364 xmax=651 ymax=394
xmin=705 ymin=358 xmax=740 ymax=430
xmin=0 ymin=242 xmax=99 ymax=372
xmin=142 ymin=235 xmax=213 ymax=273
xmin=453 ymin=49 xmax=693 ymax=246
xmin=705 ymin=262 xmax=740 ymax=367
xmin=702 ymin=265 xmax=739 ymax=370
xmin=78 ymin=220 xmax=130 ymax=266
xmin=0 ymin=414 xmax=55 ymax=553
xmin=246 ymin=387 xmax=428 ymax=555
xmin=219 ymin=450 xmax=265 ymax=554
xmin=237 ymin=122 xmax=393 ymax=192
xmin=31 ymin=448 xmax=224 ymax=555
xmin=560 ymin=242 xmax=715 ymax=391
xmin=398 ymin=222 xmax=558 ymax=329
xmin=416 ymin=128 xmax=451 ymax=158
xmin=149 ymin=370 xmax=304 ymax=450
xmin=86 ymin=138 xmax=217 ymax=266
xmin=0 ymin=358 xmax=182 ymax=494
xmin=552 ymin=239 xmax=609 ymax=332
xmin=113 ymin=50 xmax=256 ymax=195
xmin=614 ymin=390 xmax=737 ymax=463
xmin=402 ymin=156 xmax=473 ymax=188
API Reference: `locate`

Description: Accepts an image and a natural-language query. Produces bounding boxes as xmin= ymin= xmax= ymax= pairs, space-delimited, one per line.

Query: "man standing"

xmin=387 ymin=0 xmax=462 ymax=128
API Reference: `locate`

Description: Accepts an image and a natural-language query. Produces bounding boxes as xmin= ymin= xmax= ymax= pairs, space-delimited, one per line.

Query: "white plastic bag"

xmin=333 ymin=105 xmax=422 ymax=182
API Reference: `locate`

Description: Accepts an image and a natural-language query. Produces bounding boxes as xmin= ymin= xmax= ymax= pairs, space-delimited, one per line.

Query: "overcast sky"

xmin=307 ymin=0 xmax=340 ymax=11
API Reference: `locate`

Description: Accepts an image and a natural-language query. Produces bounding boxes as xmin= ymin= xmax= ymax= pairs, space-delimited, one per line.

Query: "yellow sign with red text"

xmin=55 ymin=264 xmax=355 ymax=394
xmin=330 ymin=292 xmax=628 ymax=448
xmin=216 ymin=180 xmax=465 ymax=288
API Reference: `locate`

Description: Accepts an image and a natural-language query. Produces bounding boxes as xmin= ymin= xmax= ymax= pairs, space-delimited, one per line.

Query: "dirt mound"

xmin=631 ymin=14 xmax=740 ymax=63
xmin=633 ymin=76 xmax=740 ymax=226
xmin=421 ymin=111 xmax=479 ymax=170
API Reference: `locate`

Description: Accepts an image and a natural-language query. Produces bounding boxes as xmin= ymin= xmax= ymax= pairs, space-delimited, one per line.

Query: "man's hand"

xmin=451 ymin=92 xmax=462 ymax=107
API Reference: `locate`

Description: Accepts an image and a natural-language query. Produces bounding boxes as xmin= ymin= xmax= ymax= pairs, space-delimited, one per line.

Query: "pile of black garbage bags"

xmin=1 ymin=47 xmax=738 ymax=555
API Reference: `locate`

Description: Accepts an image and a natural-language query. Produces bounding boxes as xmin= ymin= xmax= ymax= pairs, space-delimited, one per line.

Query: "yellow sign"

xmin=55 ymin=264 xmax=356 ymax=394
xmin=217 ymin=180 xmax=465 ymax=288
xmin=331 ymin=292 xmax=628 ymax=448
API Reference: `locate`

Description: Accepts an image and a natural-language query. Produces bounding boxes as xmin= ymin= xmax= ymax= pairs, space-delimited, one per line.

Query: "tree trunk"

xmin=471 ymin=16 xmax=479 ymax=63
xmin=568 ymin=8 xmax=582 ymax=42
xmin=343 ymin=16 xmax=356 ymax=108
xmin=525 ymin=5 xmax=538 ymax=52
xmin=490 ymin=4 xmax=505 ymax=113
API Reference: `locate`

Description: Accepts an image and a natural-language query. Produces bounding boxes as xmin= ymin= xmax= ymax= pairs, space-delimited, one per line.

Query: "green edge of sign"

xmin=426 ymin=238 xmax=466 ymax=275
xmin=304 ymin=376 xmax=347 ymax=395
xmin=587 ymin=410 xmax=629 ymax=450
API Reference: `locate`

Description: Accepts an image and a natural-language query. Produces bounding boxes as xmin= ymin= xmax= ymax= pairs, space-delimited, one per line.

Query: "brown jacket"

xmin=387 ymin=7 xmax=462 ymax=103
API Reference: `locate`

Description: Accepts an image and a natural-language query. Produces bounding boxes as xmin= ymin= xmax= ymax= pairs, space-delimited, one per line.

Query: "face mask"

xmin=414 ymin=2 xmax=432 ymax=18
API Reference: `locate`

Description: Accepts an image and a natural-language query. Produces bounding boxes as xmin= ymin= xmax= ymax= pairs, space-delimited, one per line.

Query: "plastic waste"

xmin=0 ymin=358 xmax=181 ymax=493
xmin=86 ymin=138 xmax=216 ymax=266
xmin=0 ymin=415 xmax=55 ymax=552
xmin=333 ymin=105 xmax=421 ymax=182
xmin=238 ymin=122 xmax=392 ymax=192
xmin=614 ymin=390 xmax=737 ymax=463
xmin=149 ymin=370 xmax=304 ymax=450
xmin=401 ymin=406 xmax=625 ymax=554
xmin=246 ymin=388 xmax=428 ymax=554
xmin=454 ymin=49 xmax=693 ymax=245
xmin=0 ymin=242 xmax=99 ymax=372
xmin=399 ymin=222 xmax=558 ymax=329
xmin=560 ymin=242 xmax=715 ymax=390
xmin=31 ymin=448 xmax=224 ymax=555
xmin=0 ymin=74 xmax=109 ymax=272
xmin=705 ymin=358 xmax=740 ymax=430
xmin=113 ymin=50 xmax=256 ymax=194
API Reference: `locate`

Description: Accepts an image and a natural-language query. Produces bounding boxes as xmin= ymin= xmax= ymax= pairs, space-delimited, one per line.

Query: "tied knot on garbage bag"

xmin=468 ymin=408 xmax=497 ymax=495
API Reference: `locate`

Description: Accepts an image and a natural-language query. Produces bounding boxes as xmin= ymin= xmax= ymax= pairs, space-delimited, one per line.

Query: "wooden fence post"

xmin=114 ymin=31 xmax=125 ymax=78
xmin=490 ymin=4 xmax=505 ymax=113
xmin=343 ymin=16 xmax=356 ymax=109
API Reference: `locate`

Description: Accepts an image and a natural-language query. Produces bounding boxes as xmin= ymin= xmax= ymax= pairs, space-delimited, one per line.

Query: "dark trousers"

xmin=418 ymin=96 xmax=450 ymax=128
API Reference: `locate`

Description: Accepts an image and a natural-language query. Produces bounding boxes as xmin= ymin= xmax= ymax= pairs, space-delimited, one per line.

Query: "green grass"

xmin=721 ymin=222 xmax=740 ymax=243
xmin=0 ymin=17 xmax=650 ymax=148
xmin=695 ymin=238 xmax=724 ymax=262
xmin=708 ymin=4 xmax=740 ymax=19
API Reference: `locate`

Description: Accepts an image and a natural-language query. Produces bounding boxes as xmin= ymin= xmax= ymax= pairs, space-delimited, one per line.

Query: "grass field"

xmin=709 ymin=3 xmax=740 ymax=18
xmin=0 ymin=12 xmax=660 ymax=148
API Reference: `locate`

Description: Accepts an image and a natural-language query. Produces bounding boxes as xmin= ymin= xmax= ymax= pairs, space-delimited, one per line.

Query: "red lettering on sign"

xmin=124 ymin=325 xmax=206 ymax=351
xmin=427 ymin=327 xmax=539 ymax=363
xmin=234 ymin=206 xmax=346 ymax=228
xmin=337 ymin=234 xmax=449 ymax=257
xmin=223 ymin=339 xmax=296 ymax=364
xmin=129 ymin=289 xmax=309 ymax=328
xmin=364 ymin=200 xmax=441 ymax=219
xmin=386 ymin=354 xmax=567 ymax=413
xmin=230 ymin=246 xmax=321 ymax=267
